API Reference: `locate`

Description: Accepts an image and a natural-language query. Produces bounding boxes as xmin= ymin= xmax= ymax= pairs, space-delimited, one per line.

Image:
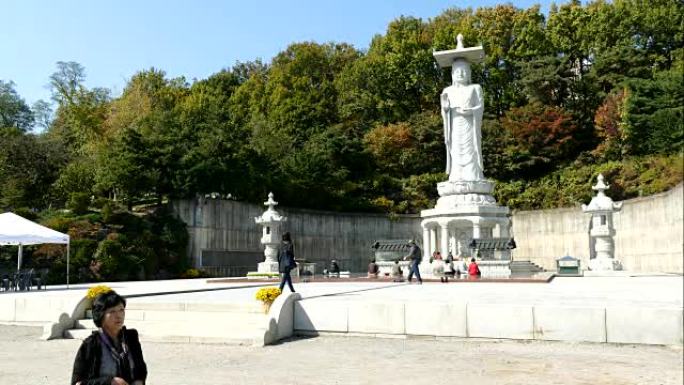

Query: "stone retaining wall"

xmin=172 ymin=198 xmax=420 ymax=273
xmin=511 ymin=183 xmax=683 ymax=273
xmin=174 ymin=183 xmax=683 ymax=274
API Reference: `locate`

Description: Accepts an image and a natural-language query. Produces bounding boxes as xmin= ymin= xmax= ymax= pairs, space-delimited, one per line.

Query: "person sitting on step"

xmin=391 ymin=260 xmax=404 ymax=282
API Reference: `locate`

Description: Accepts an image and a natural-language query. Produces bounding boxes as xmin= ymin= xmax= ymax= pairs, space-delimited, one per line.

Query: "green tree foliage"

xmin=48 ymin=61 xmax=111 ymax=155
xmin=0 ymin=130 xmax=67 ymax=209
xmin=337 ymin=17 xmax=441 ymax=126
xmin=0 ymin=80 xmax=34 ymax=131
xmin=1 ymin=0 xmax=682 ymax=218
xmin=622 ymin=68 xmax=684 ymax=155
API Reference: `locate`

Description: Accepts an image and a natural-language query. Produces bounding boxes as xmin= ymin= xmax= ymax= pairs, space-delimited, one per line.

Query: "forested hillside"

xmin=2 ymin=0 xmax=682 ymax=215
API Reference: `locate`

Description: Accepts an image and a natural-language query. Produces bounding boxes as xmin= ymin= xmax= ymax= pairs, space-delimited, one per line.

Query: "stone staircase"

xmin=510 ymin=260 xmax=545 ymax=275
xmin=64 ymin=301 xmax=270 ymax=345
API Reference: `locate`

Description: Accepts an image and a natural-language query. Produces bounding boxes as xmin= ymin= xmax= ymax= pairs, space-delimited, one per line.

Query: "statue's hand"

xmin=440 ymin=93 xmax=450 ymax=111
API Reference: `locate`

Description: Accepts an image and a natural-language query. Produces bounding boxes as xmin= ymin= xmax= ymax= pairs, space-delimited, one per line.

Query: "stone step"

xmin=75 ymin=319 xmax=96 ymax=329
xmin=125 ymin=301 xmax=264 ymax=313
xmin=510 ymin=261 xmax=544 ymax=273
xmin=64 ymin=321 xmax=266 ymax=345
xmin=64 ymin=328 xmax=95 ymax=340
xmin=65 ymin=302 xmax=270 ymax=345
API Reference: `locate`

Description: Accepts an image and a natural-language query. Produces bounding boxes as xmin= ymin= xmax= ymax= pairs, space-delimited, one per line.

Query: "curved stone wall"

xmin=511 ymin=183 xmax=683 ymax=273
xmin=174 ymin=183 xmax=683 ymax=274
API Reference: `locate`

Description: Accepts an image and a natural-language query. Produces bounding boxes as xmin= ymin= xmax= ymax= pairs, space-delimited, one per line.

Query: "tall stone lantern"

xmin=254 ymin=192 xmax=287 ymax=274
xmin=582 ymin=174 xmax=623 ymax=271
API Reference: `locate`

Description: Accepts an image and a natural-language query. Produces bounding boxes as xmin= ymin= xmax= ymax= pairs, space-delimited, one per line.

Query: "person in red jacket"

xmin=468 ymin=257 xmax=481 ymax=278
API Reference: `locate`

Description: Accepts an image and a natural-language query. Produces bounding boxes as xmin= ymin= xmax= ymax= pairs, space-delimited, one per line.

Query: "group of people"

xmin=430 ymin=251 xmax=481 ymax=282
xmin=368 ymin=239 xmax=425 ymax=283
xmin=366 ymin=240 xmax=481 ymax=283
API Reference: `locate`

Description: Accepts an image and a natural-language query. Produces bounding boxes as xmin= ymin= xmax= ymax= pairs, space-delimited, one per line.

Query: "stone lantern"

xmin=254 ymin=192 xmax=287 ymax=274
xmin=582 ymin=174 xmax=623 ymax=271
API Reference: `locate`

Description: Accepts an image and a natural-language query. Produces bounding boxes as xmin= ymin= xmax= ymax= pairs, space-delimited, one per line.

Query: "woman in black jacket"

xmin=278 ymin=232 xmax=296 ymax=292
xmin=72 ymin=290 xmax=147 ymax=385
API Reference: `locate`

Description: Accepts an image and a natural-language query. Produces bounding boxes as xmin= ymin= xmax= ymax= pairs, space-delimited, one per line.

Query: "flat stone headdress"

xmin=433 ymin=34 xmax=485 ymax=68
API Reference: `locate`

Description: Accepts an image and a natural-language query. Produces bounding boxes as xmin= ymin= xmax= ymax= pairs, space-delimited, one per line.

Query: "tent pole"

xmin=17 ymin=244 xmax=23 ymax=271
xmin=66 ymin=242 xmax=70 ymax=289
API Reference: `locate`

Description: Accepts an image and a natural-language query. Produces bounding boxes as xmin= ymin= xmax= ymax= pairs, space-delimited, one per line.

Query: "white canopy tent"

xmin=0 ymin=212 xmax=71 ymax=287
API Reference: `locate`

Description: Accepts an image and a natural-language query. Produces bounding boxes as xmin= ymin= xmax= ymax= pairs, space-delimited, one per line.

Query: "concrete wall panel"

xmin=405 ymin=301 xmax=467 ymax=337
xmin=468 ymin=303 xmax=534 ymax=339
xmin=294 ymin=300 xmax=348 ymax=332
xmin=606 ymin=306 xmax=683 ymax=345
xmin=534 ymin=305 xmax=606 ymax=342
xmin=348 ymin=301 xmax=405 ymax=334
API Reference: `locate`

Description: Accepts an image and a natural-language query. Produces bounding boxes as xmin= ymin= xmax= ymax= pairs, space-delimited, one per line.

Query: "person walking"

xmin=403 ymin=239 xmax=423 ymax=284
xmin=278 ymin=232 xmax=296 ymax=292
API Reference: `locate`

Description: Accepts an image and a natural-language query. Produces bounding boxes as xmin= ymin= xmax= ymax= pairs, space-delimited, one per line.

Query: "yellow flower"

xmin=86 ymin=285 xmax=113 ymax=300
xmin=255 ymin=287 xmax=282 ymax=304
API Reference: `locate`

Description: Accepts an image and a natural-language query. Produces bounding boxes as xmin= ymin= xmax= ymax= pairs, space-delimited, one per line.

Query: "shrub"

xmin=13 ymin=207 xmax=38 ymax=221
xmin=92 ymin=197 xmax=110 ymax=209
xmin=68 ymin=192 xmax=91 ymax=215
xmin=180 ymin=268 xmax=201 ymax=279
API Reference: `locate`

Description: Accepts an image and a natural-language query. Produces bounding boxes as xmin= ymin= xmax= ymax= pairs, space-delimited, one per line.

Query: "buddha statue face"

xmin=451 ymin=59 xmax=471 ymax=86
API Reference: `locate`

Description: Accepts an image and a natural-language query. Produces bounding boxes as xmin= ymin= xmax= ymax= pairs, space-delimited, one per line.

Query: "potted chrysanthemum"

xmin=84 ymin=284 xmax=113 ymax=317
xmin=255 ymin=286 xmax=282 ymax=313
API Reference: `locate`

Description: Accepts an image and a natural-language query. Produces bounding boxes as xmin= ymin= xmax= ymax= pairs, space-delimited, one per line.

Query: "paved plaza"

xmin=0 ymin=275 xmax=682 ymax=384
xmin=1 ymin=324 xmax=682 ymax=385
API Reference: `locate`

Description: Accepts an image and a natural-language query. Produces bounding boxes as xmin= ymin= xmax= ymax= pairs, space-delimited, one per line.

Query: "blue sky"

xmin=2 ymin=0 xmax=554 ymax=106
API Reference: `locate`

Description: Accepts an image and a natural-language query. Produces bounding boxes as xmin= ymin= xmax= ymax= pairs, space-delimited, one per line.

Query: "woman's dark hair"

xmin=92 ymin=291 xmax=126 ymax=327
xmin=471 ymin=258 xmax=476 ymax=262
xmin=282 ymin=232 xmax=291 ymax=242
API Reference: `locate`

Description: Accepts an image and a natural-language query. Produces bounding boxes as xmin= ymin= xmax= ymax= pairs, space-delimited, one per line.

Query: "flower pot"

xmin=262 ymin=301 xmax=272 ymax=314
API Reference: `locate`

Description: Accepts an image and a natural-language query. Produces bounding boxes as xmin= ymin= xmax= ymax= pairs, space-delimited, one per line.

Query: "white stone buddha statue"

xmin=439 ymin=35 xmax=485 ymax=182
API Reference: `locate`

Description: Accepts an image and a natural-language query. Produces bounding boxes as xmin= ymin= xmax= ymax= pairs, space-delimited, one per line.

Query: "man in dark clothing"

xmin=367 ymin=259 xmax=380 ymax=278
xmin=278 ymin=232 xmax=296 ymax=292
xmin=329 ymin=259 xmax=341 ymax=277
xmin=403 ymin=239 xmax=423 ymax=284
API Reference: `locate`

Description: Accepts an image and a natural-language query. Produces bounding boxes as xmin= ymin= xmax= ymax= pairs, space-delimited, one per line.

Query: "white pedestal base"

xmin=376 ymin=261 xmax=411 ymax=278
xmin=478 ymin=260 xmax=511 ymax=278
xmin=257 ymin=261 xmax=280 ymax=274
xmin=588 ymin=258 xmax=622 ymax=271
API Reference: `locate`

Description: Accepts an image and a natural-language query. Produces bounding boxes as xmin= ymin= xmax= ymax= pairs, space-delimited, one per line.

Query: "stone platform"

xmin=0 ymin=275 xmax=681 ymax=346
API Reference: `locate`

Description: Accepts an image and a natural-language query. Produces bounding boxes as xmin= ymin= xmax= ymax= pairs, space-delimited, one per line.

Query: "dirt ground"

xmin=0 ymin=325 xmax=681 ymax=385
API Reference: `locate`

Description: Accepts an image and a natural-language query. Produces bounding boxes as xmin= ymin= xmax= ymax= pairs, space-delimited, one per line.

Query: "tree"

xmin=518 ymin=55 xmax=573 ymax=106
xmin=363 ymin=112 xmax=443 ymax=178
xmin=500 ymin=103 xmax=579 ymax=177
xmin=622 ymin=68 xmax=684 ymax=155
xmin=593 ymin=89 xmax=628 ymax=160
xmin=0 ymin=131 xmax=67 ymax=209
xmin=337 ymin=17 xmax=441 ymax=126
xmin=0 ymin=80 xmax=34 ymax=131
xmin=31 ymin=100 xmax=53 ymax=131
xmin=95 ymin=128 xmax=158 ymax=209
xmin=48 ymin=61 xmax=111 ymax=155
